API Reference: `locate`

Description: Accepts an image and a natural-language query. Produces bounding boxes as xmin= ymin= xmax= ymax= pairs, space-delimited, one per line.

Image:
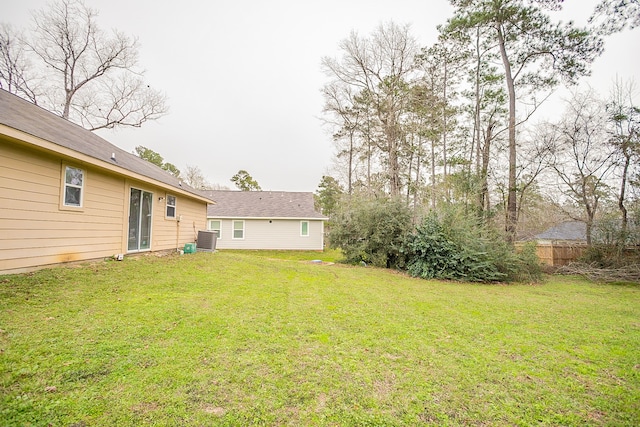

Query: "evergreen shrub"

xmin=328 ymin=196 xmax=412 ymax=268
xmin=403 ymin=209 xmax=542 ymax=283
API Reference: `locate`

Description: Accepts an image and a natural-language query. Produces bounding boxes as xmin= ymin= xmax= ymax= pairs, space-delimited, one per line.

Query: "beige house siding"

xmin=150 ymin=188 xmax=207 ymax=250
xmin=209 ymin=218 xmax=324 ymax=250
xmin=1 ymin=142 xmax=125 ymax=272
xmin=1 ymin=141 xmax=208 ymax=274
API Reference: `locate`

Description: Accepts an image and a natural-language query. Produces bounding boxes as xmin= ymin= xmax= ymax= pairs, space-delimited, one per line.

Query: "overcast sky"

xmin=4 ymin=0 xmax=639 ymax=192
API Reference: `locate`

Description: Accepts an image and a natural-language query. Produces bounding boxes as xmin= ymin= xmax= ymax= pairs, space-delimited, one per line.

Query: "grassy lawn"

xmin=1 ymin=250 xmax=639 ymax=426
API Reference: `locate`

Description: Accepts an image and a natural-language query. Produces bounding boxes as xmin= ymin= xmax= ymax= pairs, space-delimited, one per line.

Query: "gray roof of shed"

xmin=0 ymin=89 xmax=212 ymax=202
xmin=534 ymin=221 xmax=587 ymax=241
xmin=204 ymin=190 xmax=328 ymax=219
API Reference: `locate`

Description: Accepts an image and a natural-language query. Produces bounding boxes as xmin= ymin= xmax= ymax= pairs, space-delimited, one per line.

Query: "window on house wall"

xmin=63 ymin=166 xmax=84 ymax=207
xmin=208 ymin=220 xmax=222 ymax=238
xmin=301 ymin=221 xmax=309 ymax=237
xmin=166 ymin=194 xmax=176 ymax=218
xmin=233 ymin=220 xmax=244 ymax=239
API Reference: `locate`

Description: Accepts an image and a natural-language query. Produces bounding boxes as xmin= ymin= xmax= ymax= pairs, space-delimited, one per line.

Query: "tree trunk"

xmin=584 ymin=193 xmax=596 ymax=246
xmin=496 ymin=25 xmax=518 ymax=242
xmin=431 ymin=137 xmax=436 ymax=209
xmin=388 ymin=133 xmax=401 ymax=196
xmin=387 ymin=104 xmax=402 ymax=197
xmin=619 ymin=150 xmax=630 ymax=236
xmin=479 ymin=122 xmax=494 ymax=219
xmin=406 ymin=146 xmax=414 ymax=205
xmin=347 ymin=130 xmax=354 ymax=195
xmin=473 ymin=27 xmax=483 ymax=216
xmin=414 ymin=139 xmax=422 ymax=222
xmin=442 ymin=61 xmax=449 ymax=200
xmin=367 ymin=134 xmax=372 ymax=195
xmin=62 ymin=90 xmax=73 ymax=120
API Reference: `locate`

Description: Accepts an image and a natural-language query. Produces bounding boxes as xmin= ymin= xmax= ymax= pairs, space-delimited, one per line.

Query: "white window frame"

xmin=300 ymin=220 xmax=309 ymax=237
xmin=232 ymin=220 xmax=245 ymax=240
xmin=166 ymin=194 xmax=177 ymax=219
xmin=208 ymin=219 xmax=222 ymax=239
xmin=62 ymin=165 xmax=85 ymax=208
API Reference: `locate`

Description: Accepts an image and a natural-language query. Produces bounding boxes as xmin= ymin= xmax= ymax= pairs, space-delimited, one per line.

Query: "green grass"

xmin=1 ymin=250 xmax=639 ymax=426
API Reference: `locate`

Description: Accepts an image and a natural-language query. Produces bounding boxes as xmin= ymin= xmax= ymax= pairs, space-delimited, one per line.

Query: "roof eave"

xmin=2 ymin=124 xmax=214 ymax=204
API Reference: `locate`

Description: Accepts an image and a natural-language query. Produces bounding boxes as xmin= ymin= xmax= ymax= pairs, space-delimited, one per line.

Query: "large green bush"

xmin=330 ymin=197 xmax=542 ymax=282
xmin=403 ymin=212 xmax=504 ymax=282
xmin=328 ymin=196 xmax=413 ymax=268
xmin=403 ymin=209 xmax=542 ymax=283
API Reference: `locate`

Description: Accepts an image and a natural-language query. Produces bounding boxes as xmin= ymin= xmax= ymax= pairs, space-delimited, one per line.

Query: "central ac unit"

xmin=197 ymin=230 xmax=217 ymax=252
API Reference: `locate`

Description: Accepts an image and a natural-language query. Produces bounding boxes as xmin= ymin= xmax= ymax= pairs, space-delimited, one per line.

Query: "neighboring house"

xmin=203 ymin=190 xmax=328 ymax=250
xmin=0 ymin=89 xmax=213 ymax=274
xmin=534 ymin=221 xmax=587 ymax=243
xmin=530 ymin=221 xmax=587 ymax=266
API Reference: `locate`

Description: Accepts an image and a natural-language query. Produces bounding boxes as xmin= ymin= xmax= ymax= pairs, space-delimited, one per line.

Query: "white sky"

xmin=4 ymin=0 xmax=639 ymax=191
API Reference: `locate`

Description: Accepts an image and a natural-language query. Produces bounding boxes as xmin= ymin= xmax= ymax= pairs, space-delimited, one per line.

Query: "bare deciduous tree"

xmin=606 ymin=78 xmax=640 ymax=235
xmin=183 ymin=165 xmax=213 ymax=191
xmin=322 ymin=22 xmax=418 ymax=197
xmin=322 ymin=82 xmax=364 ymax=195
xmin=0 ymin=24 xmax=38 ymax=103
xmin=0 ymin=0 xmax=167 ymax=131
xmin=546 ymin=90 xmax=617 ymax=245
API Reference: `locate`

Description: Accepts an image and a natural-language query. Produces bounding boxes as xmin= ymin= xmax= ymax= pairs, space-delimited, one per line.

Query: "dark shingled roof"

xmin=203 ymin=190 xmax=328 ymax=219
xmin=0 ymin=89 xmax=212 ymax=202
xmin=534 ymin=221 xmax=587 ymax=241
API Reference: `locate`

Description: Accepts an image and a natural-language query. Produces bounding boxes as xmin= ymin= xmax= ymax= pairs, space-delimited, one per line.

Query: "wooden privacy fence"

xmin=533 ymin=242 xmax=587 ymax=266
xmin=516 ymin=241 xmax=587 ymax=266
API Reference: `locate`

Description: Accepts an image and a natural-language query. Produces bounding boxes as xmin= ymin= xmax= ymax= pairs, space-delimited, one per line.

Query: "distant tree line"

xmin=135 ymin=146 xmax=263 ymax=192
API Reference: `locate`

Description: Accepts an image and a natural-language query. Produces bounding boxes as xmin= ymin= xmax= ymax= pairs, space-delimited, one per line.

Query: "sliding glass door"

xmin=128 ymin=188 xmax=153 ymax=251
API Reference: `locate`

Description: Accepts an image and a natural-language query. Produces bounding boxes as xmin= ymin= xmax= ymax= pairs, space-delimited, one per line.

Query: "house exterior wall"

xmin=208 ymin=218 xmax=324 ymax=250
xmin=0 ymin=140 xmax=207 ymax=274
xmin=149 ymin=187 xmax=207 ymax=251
